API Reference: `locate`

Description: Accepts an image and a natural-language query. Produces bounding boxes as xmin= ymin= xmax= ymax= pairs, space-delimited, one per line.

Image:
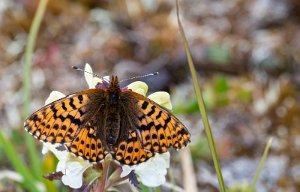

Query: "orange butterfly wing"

xmin=24 ymin=89 xmax=112 ymax=163
xmin=24 ymin=89 xmax=101 ymax=143
xmin=113 ymin=90 xmax=191 ymax=165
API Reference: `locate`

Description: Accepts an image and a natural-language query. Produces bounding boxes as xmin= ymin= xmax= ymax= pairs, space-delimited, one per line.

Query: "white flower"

xmin=148 ymin=91 xmax=172 ymax=110
xmin=43 ymin=63 xmax=172 ymax=188
xmin=42 ymin=143 xmax=92 ymax=189
xmin=127 ymin=81 xmax=148 ymax=96
xmin=121 ymin=153 xmax=170 ymax=187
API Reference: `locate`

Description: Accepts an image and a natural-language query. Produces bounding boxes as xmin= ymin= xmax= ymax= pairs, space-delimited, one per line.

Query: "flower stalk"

xmin=95 ymin=156 xmax=112 ymax=192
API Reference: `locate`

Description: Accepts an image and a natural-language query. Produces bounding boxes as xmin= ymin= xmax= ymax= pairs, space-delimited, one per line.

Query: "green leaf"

xmin=215 ymin=75 xmax=229 ymax=93
xmin=172 ymin=99 xmax=199 ymax=114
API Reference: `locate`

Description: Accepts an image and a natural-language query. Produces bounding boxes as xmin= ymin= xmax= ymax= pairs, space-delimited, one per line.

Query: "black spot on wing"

xmin=69 ymin=98 xmax=76 ymax=110
xmin=78 ymin=95 xmax=83 ymax=104
xmin=141 ymin=101 xmax=149 ymax=110
xmin=147 ymin=106 xmax=155 ymax=116
xmin=140 ymin=122 xmax=155 ymax=131
xmin=163 ymin=115 xmax=171 ymax=129
xmin=155 ymin=111 xmax=162 ymax=119
xmin=62 ymin=102 xmax=67 ymax=111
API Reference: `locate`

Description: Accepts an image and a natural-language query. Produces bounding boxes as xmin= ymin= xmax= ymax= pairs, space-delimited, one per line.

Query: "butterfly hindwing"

xmin=65 ymin=123 xmax=107 ymax=162
xmin=114 ymin=130 xmax=154 ymax=165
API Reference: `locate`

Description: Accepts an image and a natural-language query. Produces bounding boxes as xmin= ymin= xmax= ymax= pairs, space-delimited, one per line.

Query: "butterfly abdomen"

xmin=104 ymin=78 xmax=122 ymax=147
xmin=104 ymin=105 xmax=121 ymax=146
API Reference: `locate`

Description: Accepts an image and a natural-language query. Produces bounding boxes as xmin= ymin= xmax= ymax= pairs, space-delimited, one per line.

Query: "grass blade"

xmin=23 ymin=0 xmax=49 ymax=180
xmin=0 ymin=130 xmax=40 ymax=192
xmin=251 ymin=138 xmax=273 ymax=190
xmin=175 ymin=1 xmax=226 ymax=191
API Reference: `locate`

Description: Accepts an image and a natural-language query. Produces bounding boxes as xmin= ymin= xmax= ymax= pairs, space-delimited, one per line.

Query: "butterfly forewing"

xmin=24 ymin=89 xmax=100 ymax=144
xmin=137 ymin=100 xmax=190 ymax=151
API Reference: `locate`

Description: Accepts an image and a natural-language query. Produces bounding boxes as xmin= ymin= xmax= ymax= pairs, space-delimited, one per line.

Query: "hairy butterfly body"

xmin=24 ymin=76 xmax=191 ymax=165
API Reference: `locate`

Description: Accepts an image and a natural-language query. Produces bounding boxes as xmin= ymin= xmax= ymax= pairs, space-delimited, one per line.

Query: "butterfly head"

xmin=108 ymin=76 xmax=120 ymax=91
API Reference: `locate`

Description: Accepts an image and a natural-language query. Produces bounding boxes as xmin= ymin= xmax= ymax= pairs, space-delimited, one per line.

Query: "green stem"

xmin=23 ymin=0 xmax=49 ymax=180
xmin=175 ymin=1 xmax=226 ymax=192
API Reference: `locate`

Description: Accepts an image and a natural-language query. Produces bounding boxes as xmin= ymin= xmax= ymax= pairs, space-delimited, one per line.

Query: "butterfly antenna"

xmin=120 ymin=72 xmax=159 ymax=83
xmin=72 ymin=66 xmax=103 ymax=79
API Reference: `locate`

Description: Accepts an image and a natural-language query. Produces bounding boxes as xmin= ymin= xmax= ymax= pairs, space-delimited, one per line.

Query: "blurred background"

xmin=0 ymin=0 xmax=300 ymax=191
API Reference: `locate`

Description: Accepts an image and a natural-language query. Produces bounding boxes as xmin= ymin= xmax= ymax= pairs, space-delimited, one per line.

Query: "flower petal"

xmin=127 ymin=81 xmax=148 ymax=96
xmin=94 ymin=76 xmax=110 ymax=87
xmin=121 ymin=165 xmax=136 ymax=178
xmin=56 ymin=156 xmax=92 ymax=189
xmin=84 ymin=63 xmax=96 ymax=89
xmin=60 ymin=162 xmax=83 ymax=188
xmin=148 ymin=92 xmax=172 ymax=110
xmin=41 ymin=144 xmax=49 ymax=154
xmin=136 ymin=152 xmax=170 ymax=187
xmin=45 ymin=91 xmax=65 ymax=105
xmin=93 ymin=77 xmax=102 ymax=86
xmin=42 ymin=143 xmax=69 ymax=161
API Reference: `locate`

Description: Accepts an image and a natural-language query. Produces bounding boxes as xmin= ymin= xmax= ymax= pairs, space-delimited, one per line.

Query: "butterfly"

xmin=24 ymin=76 xmax=191 ymax=165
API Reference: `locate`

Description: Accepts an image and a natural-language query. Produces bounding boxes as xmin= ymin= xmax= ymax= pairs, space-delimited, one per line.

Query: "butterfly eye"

xmin=107 ymin=134 xmax=115 ymax=145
